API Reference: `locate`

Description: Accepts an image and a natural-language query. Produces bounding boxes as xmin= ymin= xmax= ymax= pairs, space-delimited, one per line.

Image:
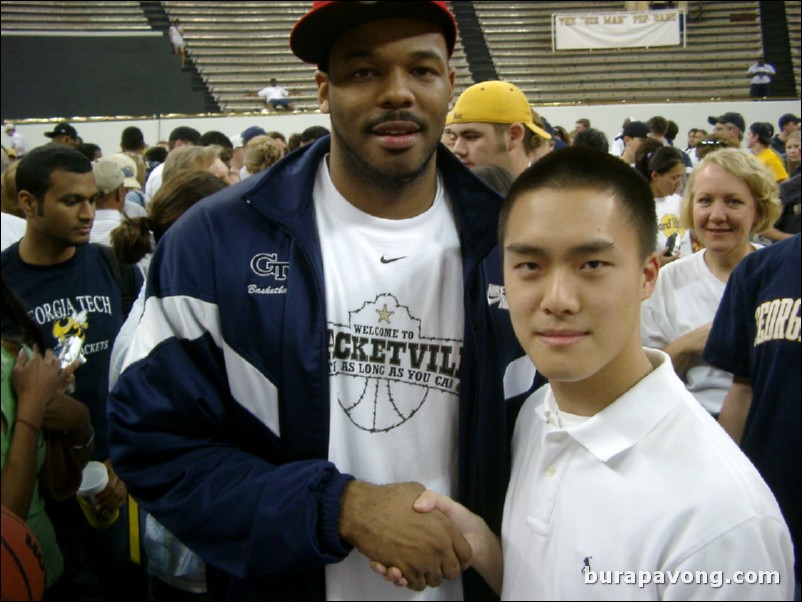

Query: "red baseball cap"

xmin=290 ymin=1 xmax=457 ymax=67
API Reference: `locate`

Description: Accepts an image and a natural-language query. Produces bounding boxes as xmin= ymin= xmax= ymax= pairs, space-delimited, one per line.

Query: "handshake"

xmin=341 ymin=481 xmax=502 ymax=594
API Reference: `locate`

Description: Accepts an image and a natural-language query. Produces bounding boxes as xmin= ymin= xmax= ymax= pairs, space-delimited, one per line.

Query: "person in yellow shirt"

xmin=747 ymin=122 xmax=789 ymax=183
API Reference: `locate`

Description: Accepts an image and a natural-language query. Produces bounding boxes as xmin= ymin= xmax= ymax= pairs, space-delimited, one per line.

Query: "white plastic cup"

xmin=76 ymin=461 xmax=119 ymax=529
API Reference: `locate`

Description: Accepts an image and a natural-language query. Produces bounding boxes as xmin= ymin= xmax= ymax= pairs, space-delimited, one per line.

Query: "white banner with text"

xmin=553 ymin=10 xmax=682 ymax=50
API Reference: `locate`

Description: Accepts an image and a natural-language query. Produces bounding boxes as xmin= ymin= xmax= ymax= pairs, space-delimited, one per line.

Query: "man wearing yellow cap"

xmin=448 ymin=81 xmax=551 ymax=177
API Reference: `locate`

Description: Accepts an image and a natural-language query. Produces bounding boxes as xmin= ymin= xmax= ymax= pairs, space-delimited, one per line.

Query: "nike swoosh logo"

xmin=380 ymin=255 xmax=407 ymax=264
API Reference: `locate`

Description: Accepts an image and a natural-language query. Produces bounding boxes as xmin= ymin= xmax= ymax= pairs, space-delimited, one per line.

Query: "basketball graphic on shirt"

xmin=329 ymin=293 xmax=461 ymax=432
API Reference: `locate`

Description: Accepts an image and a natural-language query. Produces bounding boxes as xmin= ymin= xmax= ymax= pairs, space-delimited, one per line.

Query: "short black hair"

xmin=16 ymin=145 xmax=92 ymax=199
xmin=200 ymin=130 xmax=234 ymax=149
xmin=749 ymin=122 xmax=774 ymax=146
xmin=143 ymin=145 xmax=168 ymax=178
xmin=144 ymin=145 xmax=168 ymax=164
xmin=1 ymin=270 xmax=46 ymax=351
xmin=499 ymin=146 xmax=657 ymax=259
xmin=647 ymin=116 xmax=668 ymax=137
xmin=572 ymin=128 xmax=609 ymax=153
xmin=300 ymin=125 xmax=330 ymax=144
xmin=635 ymin=142 xmax=684 ymax=181
xmin=168 ymin=126 xmax=201 ymax=148
xmin=75 ymin=142 xmax=101 ymax=161
xmin=665 ymin=120 xmax=679 ymax=142
xmin=121 ymin=126 xmax=146 ymax=152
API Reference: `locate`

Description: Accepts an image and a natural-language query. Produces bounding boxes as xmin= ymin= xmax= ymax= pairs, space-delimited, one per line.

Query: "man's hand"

xmin=664 ymin=322 xmax=712 ymax=379
xmin=95 ymin=459 xmax=128 ymax=514
xmin=677 ymin=322 xmax=712 ymax=356
xmin=370 ymin=490 xmax=504 ymax=595
xmin=338 ymin=481 xmax=472 ymax=591
xmin=371 ymin=490 xmax=503 ymax=595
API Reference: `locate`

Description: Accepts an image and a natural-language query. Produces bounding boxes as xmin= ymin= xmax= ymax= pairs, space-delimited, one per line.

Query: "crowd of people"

xmin=1 ymin=2 xmax=800 ymax=601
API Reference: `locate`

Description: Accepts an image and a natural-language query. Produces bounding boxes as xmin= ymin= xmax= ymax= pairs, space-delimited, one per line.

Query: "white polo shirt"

xmin=501 ymin=349 xmax=793 ymax=601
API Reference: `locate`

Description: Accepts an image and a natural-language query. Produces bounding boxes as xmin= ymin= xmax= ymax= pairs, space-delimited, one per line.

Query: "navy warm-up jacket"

xmin=109 ymin=138 xmax=540 ymax=600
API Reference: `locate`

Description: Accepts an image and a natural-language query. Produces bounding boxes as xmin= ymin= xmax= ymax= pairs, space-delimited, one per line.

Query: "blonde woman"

xmin=243 ymin=135 xmax=283 ymax=178
xmin=785 ymin=130 xmax=800 ymax=176
xmin=641 ymin=149 xmax=782 ymax=416
xmin=761 ymin=131 xmax=799 ymax=242
xmin=161 ymin=145 xmax=233 ymax=186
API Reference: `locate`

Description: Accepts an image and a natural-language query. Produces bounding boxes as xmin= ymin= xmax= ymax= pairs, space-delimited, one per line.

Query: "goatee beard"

xmin=331 ymin=122 xmax=438 ymax=191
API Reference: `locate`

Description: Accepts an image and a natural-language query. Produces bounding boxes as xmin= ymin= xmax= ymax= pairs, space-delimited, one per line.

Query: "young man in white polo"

xmin=374 ymin=146 xmax=793 ymax=600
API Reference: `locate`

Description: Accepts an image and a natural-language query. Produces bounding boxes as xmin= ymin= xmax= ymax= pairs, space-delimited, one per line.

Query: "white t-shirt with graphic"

xmin=314 ymin=158 xmax=464 ymax=601
xmin=655 ymin=194 xmax=693 ymax=258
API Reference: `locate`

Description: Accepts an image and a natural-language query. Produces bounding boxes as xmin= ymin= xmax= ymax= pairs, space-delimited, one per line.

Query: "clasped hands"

xmin=340 ymin=481 xmax=499 ymax=592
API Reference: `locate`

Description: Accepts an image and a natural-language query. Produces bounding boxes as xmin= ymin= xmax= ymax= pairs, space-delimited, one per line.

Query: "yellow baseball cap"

xmin=448 ymin=81 xmax=551 ymax=140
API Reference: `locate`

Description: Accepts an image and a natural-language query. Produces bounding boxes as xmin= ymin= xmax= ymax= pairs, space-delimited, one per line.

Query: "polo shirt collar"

xmin=538 ymin=349 xmax=682 ymax=462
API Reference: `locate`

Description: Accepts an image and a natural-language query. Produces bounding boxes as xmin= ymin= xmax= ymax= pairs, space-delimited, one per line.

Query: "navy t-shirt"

xmin=704 ymin=234 xmax=801 ymax=579
xmin=2 ymin=243 xmax=143 ymax=460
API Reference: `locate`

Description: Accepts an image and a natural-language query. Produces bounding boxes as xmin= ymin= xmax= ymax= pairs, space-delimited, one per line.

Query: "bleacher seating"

xmin=474 ymin=1 xmax=765 ymax=104
xmin=787 ymin=1 xmax=801 ymax=98
xmin=163 ymin=1 xmax=474 ymax=113
xmin=0 ymin=1 xmax=151 ymax=31
xmin=0 ymin=1 xmax=797 ymax=113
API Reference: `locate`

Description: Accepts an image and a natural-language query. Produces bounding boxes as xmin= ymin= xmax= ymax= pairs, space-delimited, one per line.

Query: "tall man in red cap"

xmin=108 ymin=2 xmax=539 ymax=600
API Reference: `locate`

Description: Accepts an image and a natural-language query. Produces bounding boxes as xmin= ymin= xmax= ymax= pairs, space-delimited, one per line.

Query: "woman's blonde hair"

xmin=680 ymin=148 xmax=782 ymax=234
xmin=162 ymin=145 xmax=224 ymax=183
xmin=244 ymin=135 xmax=283 ymax=175
xmin=110 ymin=170 xmax=227 ymax=265
xmin=786 ymin=131 xmax=801 ymax=175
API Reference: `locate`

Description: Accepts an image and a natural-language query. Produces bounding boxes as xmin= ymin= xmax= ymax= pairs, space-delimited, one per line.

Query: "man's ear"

xmin=507 ymin=123 xmax=525 ymax=151
xmin=641 ymin=252 xmax=660 ymax=301
xmin=315 ymin=70 xmax=330 ymax=114
xmin=17 ymin=190 xmax=38 ymax=219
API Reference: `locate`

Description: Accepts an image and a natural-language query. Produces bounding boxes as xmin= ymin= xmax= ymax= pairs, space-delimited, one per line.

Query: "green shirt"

xmin=1 ymin=345 xmax=64 ymax=587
